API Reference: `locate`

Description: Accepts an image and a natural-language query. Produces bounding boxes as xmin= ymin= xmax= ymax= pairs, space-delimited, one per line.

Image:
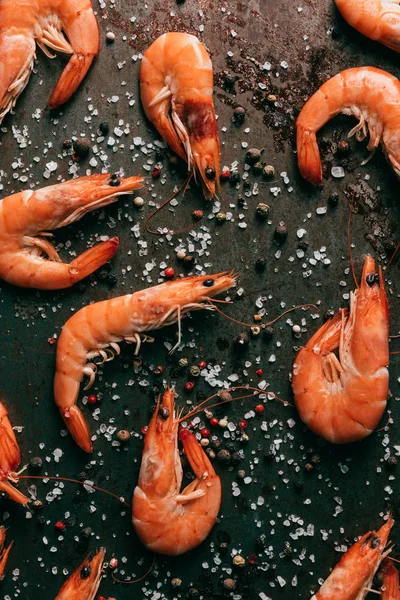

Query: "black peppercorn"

xmin=73 ymin=137 xmax=91 ymax=159
xmin=30 ymin=456 xmax=43 ymax=469
xmin=263 ymin=326 xmax=274 ymax=340
xmin=256 ymin=257 xmax=266 ymax=270
xmin=224 ymin=74 xmax=236 ymax=91
xmin=217 ymin=449 xmax=231 ymax=464
xmin=245 ymin=148 xmax=262 ymax=164
xmin=274 ymin=223 xmax=288 ymax=242
xmin=336 ymin=140 xmax=350 ymax=155
xmin=233 ymin=106 xmax=246 ymax=124
xmin=323 ymin=309 xmax=335 ymax=321
xmin=99 ymin=122 xmax=109 ymax=135
xmin=81 ymin=527 xmax=92 ymax=538
xmin=230 ymin=171 xmax=240 ymax=184
xmin=328 ymin=192 xmax=339 ymax=206
xmin=234 ymin=332 xmax=249 ymax=348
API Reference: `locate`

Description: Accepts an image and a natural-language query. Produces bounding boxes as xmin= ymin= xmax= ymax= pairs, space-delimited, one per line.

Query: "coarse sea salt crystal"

xmin=331 ymin=166 xmax=345 ymax=178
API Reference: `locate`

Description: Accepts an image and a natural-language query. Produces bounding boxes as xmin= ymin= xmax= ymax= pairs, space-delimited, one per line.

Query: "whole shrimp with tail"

xmin=335 ymin=0 xmax=400 ymax=54
xmin=54 ymin=549 xmax=105 ymax=600
xmin=140 ymin=33 xmax=220 ymax=199
xmin=0 ymin=0 xmax=100 ymax=123
xmin=0 ymin=173 xmax=143 ymax=289
xmin=0 ymin=402 xmax=29 ymax=505
xmin=312 ymin=516 xmax=394 ymax=599
xmin=292 ymin=255 xmax=389 ymax=444
xmin=54 ymin=272 xmax=236 ymax=452
xmin=132 ymin=388 xmax=221 ymax=555
xmin=296 ymin=67 xmax=400 ymax=184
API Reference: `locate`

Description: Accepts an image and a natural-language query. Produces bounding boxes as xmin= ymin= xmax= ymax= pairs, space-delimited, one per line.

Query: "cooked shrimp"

xmin=0 ymin=173 xmax=143 ymax=289
xmin=0 ymin=0 xmax=99 ymax=123
xmin=292 ymin=255 xmax=389 ymax=444
xmin=0 ymin=527 xmax=13 ymax=581
xmin=140 ymin=32 xmax=220 ymax=199
xmin=380 ymin=559 xmax=400 ymax=600
xmin=55 ymin=549 xmax=105 ymax=600
xmin=335 ymin=0 xmax=400 ymax=53
xmin=0 ymin=402 xmax=29 ymax=505
xmin=296 ymin=67 xmax=400 ymax=185
xmin=311 ymin=516 xmax=393 ymax=599
xmin=132 ymin=388 xmax=221 ymax=556
xmin=54 ymin=271 xmax=236 ymax=452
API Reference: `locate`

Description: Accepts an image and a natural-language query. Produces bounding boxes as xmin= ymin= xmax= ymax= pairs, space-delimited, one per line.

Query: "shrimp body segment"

xmin=0 ymin=173 xmax=143 ymax=289
xmin=54 ymin=272 xmax=236 ymax=452
xmin=335 ymin=0 xmax=400 ymax=53
xmin=0 ymin=402 xmax=29 ymax=505
xmin=132 ymin=389 xmax=222 ymax=556
xmin=0 ymin=527 xmax=13 ymax=580
xmin=0 ymin=0 xmax=99 ymax=122
xmin=140 ymin=32 xmax=220 ymax=199
xmin=296 ymin=67 xmax=400 ymax=184
xmin=54 ymin=549 xmax=105 ymax=600
xmin=292 ymin=255 xmax=389 ymax=444
xmin=312 ymin=517 xmax=394 ymax=600
xmin=380 ymin=559 xmax=400 ymax=600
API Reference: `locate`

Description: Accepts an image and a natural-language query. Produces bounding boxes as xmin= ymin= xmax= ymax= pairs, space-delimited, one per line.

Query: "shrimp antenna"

xmin=17 ymin=475 xmax=130 ymax=507
xmin=112 ymin=554 xmax=155 ymax=584
xmin=384 ymin=241 xmax=400 ymax=275
xmin=146 ymin=174 xmax=202 ymax=236
xmin=177 ymin=385 xmax=293 ymax=424
xmin=347 ymin=204 xmax=359 ymax=289
xmin=205 ymin=301 xmax=319 ymax=329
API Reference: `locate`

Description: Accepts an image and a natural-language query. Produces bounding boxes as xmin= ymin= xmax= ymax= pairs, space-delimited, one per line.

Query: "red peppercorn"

xmin=153 ymin=366 xmax=163 ymax=375
xmin=152 ymin=165 xmax=162 ymax=178
xmin=164 ymin=267 xmax=175 ymax=278
xmin=55 ymin=521 xmax=65 ymax=530
xmin=256 ymin=368 xmax=263 ymax=376
xmin=185 ymin=381 xmax=195 ymax=391
xmin=210 ymin=417 xmax=219 ymax=426
xmin=87 ymin=394 xmax=97 ymax=405
xmin=249 ymin=554 xmax=257 ymax=565
xmin=221 ymin=167 xmax=230 ymax=180
xmin=198 ymin=360 xmax=207 ymax=369
xmin=48 ymin=336 xmax=56 ymax=345
xmin=200 ymin=428 xmax=210 ymax=438
xmin=255 ymin=404 xmax=264 ymax=414
xmin=238 ymin=419 xmax=247 ymax=430
xmin=141 ymin=425 xmax=148 ymax=435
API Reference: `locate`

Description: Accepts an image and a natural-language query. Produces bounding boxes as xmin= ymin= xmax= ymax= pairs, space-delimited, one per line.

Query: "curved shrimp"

xmin=54 ymin=271 xmax=236 ymax=452
xmin=0 ymin=0 xmax=99 ymax=123
xmin=0 ymin=173 xmax=143 ymax=289
xmin=380 ymin=558 xmax=400 ymax=600
xmin=292 ymin=255 xmax=389 ymax=444
xmin=0 ymin=402 xmax=29 ymax=505
xmin=55 ymin=549 xmax=105 ymax=600
xmin=0 ymin=527 xmax=13 ymax=581
xmin=132 ymin=388 xmax=221 ymax=556
xmin=311 ymin=516 xmax=393 ymax=599
xmin=140 ymin=32 xmax=220 ymax=199
xmin=335 ymin=0 xmax=400 ymax=53
xmin=296 ymin=67 xmax=400 ymax=185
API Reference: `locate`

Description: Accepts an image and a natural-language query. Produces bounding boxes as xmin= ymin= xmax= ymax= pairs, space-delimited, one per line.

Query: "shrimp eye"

xmin=366 ymin=273 xmax=378 ymax=286
xmin=80 ymin=565 xmax=91 ymax=579
xmin=370 ymin=536 xmax=380 ymax=549
xmin=109 ymin=173 xmax=121 ymax=187
xmin=203 ymin=278 xmax=215 ymax=287
xmin=205 ymin=167 xmax=216 ymax=180
xmin=159 ymin=406 xmax=170 ymax=420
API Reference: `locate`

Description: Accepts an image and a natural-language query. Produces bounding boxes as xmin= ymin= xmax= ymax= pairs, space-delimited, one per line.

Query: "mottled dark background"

xmin=0 ymin=0 xmax=399 ymax=598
